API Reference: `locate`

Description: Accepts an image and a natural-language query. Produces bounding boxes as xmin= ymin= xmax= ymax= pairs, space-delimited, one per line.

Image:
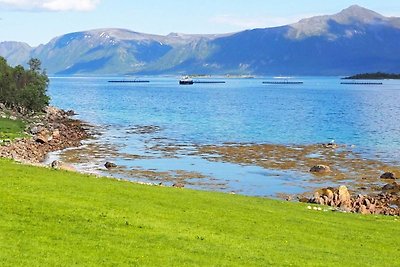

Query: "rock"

xmin=304 ymin=185 xmax=400 ymax=216
xmin=364 ymin=198 xmax=371 ymax=209
xmin=65 ymin=110 xmax=76 ymax=116
xmin=104 ymin=162 xmax=117 ymax=169
xmin=360 ymin=205 xmax=370 ymax=215
xmin=338 ymin=185 xmax=351 ymax=205
xmin=382 ymin=182 xmax=400 ymax=192
xmin=321 ymin=188 xmax=334 ymax=200
xmin=52 ymin=129 xmax=60 ymax=139
xmin=298 ymin=197 xmax=309 ymax=203
xmin=369 ymin=204 xmax=376 ymax=214
xmin=172 ymin=183 xmax=185 ymax=188
xmin=50 ymin=160 xmax=75 ymax=172
xmin=35 ymin=130 xmax=53 ymax=144
xmin=322 ymin=143 xmax=338 ymax=149
xmin=380 ymin=172 xmax=396 ymax=179
xmin=30 ymin=126 xmax=41 ymax=135
xmin=51 ymin=160 xmax=61 ymax=168
xmin=310 ymin=165 xmax=331 ymax=173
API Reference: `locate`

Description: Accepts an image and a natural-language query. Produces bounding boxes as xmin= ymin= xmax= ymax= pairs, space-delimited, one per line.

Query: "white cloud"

xmin=210 ymin=13 xmax=318 ymax=29
xmin=0 ymin=0 xmax=100 ymax=11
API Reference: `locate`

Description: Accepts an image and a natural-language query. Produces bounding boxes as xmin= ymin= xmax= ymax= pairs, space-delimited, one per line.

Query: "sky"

xmin=0 ymin=0 xmax=399 ymax=46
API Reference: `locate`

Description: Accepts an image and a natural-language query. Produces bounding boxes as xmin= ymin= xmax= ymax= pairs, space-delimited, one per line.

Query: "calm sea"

xmin=47 ymin=76 xmax=400 ymax=196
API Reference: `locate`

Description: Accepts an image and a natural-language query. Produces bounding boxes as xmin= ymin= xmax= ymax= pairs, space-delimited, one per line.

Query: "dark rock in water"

xmin=126 ymin=125 xmax=162 ymax=135
xmin=51 ymin=160 xmax=61 ymax=168
xmin=172 ymin=183 xmax=185 ymax=188
xmin=382 ymin=182 xmax=400 ymax=192
xmin=65 ymin=110 xmax=76 ymax=116
xmin=380 ymin=172 xmax=396 ymax=179
xmin=322 ymin=143 xmax=338 ymax=149
xmin=104 ymin=162 xmax=117 ymax=169
xmin=310 ymin=165 xmax=331 ymax=173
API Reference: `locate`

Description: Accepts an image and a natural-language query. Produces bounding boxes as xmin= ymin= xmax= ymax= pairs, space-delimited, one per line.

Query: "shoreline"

xmin=0 ymin=106 xmax=89 ymax=165
xmin=1 ymin=106 xmax=399 ymax=215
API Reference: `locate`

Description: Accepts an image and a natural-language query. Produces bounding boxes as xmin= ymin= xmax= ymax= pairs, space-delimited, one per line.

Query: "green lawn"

xmin=0 ymin=158 xmax=399 ymax=266
xmin=0 ymin=118 xmax=26 ymax=141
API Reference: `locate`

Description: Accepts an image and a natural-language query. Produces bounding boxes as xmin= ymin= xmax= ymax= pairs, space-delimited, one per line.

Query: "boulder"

xmin=52 ymin=129 xmax=61 ymax=139
xmin=380 ymin=172 xmax=396 ymax=179
xmin=35 ymin=129 xmax=53 ymax=144
xmin=44 ymin=106 xmax=64 ymax=121
xmin=104 ymin=162 xmax=117 ymax=169
xmin=321 ymin=188 xmax=334 ymax=200
xmin=310 ymin=165 xmax=331 ymax=173
xmin=338 ymin=185 xmax=351 ymax=205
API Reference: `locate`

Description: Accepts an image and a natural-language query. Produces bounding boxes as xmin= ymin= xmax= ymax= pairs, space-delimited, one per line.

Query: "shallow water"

xmin=47 ymin=76 xmax=400 ymax=197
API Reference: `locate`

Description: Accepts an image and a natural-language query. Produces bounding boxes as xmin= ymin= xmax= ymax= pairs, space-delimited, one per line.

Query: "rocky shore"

xmin=0 ymin=106 xmax=88 ymax=163
xmin=303 ymin=184 xmax=400 ymax=216
xmin=2 ymin=105 xmax=399 ymax=216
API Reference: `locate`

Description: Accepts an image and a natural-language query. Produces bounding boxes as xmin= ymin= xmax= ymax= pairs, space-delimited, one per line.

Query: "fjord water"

xmin=48 ymin=77 xmax=400 ymax=196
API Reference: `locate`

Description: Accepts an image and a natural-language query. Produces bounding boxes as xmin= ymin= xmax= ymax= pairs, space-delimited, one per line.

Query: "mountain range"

xmin=1 ymin=5 xmax=400 ymax=76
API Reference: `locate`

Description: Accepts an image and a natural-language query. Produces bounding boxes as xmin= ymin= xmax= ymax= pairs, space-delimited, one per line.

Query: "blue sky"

xmin=0 ymin=0 xmax=399 ymax=46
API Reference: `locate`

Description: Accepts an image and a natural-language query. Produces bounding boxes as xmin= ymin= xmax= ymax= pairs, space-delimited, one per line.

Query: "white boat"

xmin=179 ymin=76 xmax=194 ymax=85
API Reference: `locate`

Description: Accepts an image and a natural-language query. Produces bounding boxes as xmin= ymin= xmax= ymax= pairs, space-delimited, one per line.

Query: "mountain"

xmin=202 ymin=5 xmax=400 ymax=75
xmin=29 ymin=29 xmax=224 ymax=75
xmin=1 ymin=5 xmax=400 ymax=75
xmin=0 ymin=42 xmax=32 ymax=67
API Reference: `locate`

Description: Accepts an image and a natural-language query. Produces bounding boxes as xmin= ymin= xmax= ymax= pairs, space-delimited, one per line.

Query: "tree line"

xmin=343 ymin=72 xmax=400 ymax=80
xmin=0 ymin=57 xmax=49 ymax=112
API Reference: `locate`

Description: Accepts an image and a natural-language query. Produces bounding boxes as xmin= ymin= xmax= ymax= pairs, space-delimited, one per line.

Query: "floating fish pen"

xmin=263 ymin=81 xmax=303 ymax=84
xmin=340 ymin=82 xmax=383 ymax=85
xmin=193 ymin=81 xmax=226 ymax=84
xmin=108 ymin=80 xmax=150 ymax=83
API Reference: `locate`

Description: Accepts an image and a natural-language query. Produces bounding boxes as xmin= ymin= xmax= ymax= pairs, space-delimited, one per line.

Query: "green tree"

xmin=0 ymin=57 xmax=50 ymax=112
xmin=28 ymin=58 xmax=42 ymax=72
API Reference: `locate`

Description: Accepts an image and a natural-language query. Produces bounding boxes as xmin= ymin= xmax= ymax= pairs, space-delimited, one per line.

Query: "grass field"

xmin=0 ymin=118 xmax=26 ymax=141
xmin=0 ymin=158 xmax=399 ymax=266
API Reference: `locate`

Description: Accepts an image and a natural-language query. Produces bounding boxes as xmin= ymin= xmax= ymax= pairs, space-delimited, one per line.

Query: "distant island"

xmin=343 ymin=72 xmax=400 ymax=80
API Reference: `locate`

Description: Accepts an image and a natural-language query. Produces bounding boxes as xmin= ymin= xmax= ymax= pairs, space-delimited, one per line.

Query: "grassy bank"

xmin=0 ymin=159 xmax=399 ymax=266
xmin=0 ymin=118 xmax=26 ymax=141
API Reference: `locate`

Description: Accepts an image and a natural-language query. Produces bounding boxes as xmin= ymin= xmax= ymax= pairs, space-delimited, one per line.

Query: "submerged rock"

xmin=322 ymin=143 xmax=338 ymax=149
xmin=380 ymin=172 xmax=396 ymax=179
xmin=310 ymin=165 xmax=331 ymax=173
xmin=382 ymin=182 xmax=400 ymax=193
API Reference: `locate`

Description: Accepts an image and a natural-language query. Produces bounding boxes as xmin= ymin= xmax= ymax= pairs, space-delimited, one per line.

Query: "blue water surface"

xmin=47 ymin=76 xmax=400 ymax=196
